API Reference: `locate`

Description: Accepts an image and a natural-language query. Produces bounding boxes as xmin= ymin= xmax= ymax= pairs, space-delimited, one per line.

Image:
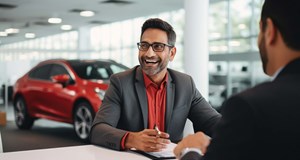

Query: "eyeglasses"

xmin=137 ymin=42 xmax=173 ymax=52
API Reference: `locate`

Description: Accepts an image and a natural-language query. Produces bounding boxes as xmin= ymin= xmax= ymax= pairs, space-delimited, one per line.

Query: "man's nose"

xmin=144 ymin=46 xmax=156 ymax=56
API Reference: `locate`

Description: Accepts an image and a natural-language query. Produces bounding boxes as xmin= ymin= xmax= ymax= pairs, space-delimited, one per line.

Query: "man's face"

xmin=258 ymin=21 xmax=269 ymax=74
xmin=138 ymin=28 xmax=175 ymax=76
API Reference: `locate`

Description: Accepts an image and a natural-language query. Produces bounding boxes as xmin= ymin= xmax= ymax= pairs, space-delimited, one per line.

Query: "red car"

xmin=13 ymin=59 xmax=128 ymax=141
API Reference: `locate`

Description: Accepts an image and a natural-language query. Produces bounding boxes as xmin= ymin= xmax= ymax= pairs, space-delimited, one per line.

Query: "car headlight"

xmin=94 ymin=87 xmax=106 ymax=100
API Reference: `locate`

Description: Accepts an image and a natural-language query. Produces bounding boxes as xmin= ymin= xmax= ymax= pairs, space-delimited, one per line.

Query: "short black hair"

xmin=261 ymin=0 xmax=300 ymax=50
xmin=140 ymin=18 xmax=176 ymax=46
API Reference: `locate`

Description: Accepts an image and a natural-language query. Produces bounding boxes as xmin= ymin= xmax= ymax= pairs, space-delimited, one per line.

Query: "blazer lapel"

xmin=135 ymin=66 xmax=148 ymax=129
xmin=165 ymin=71 xmax=175 ymax=132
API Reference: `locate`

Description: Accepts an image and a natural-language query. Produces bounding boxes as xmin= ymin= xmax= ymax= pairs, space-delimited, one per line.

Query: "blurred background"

xmin=0 ymin=0 xmax=269 ymax=111
xmin=0 ymin=0 xmax=270 ymax=152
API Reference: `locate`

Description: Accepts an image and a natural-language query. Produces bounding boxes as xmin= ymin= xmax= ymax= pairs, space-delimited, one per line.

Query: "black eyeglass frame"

xmin=137 ymin=42 xmax=174 ymax=52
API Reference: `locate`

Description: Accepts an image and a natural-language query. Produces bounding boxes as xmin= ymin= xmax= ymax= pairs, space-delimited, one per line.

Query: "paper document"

xmin=146 ymin=142 xmax=176 ymax=158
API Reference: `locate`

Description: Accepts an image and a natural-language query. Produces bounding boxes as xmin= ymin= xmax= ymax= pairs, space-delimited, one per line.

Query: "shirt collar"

xmin=271 ymin=66 xmax=284 ymax=81
xmin=142 ymin=71 xmax=168 ymax=88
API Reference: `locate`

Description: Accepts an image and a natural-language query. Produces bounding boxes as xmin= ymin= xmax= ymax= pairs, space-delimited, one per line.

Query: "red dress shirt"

xmin=143 ymin=71 xmax=167 ymax=131
xmin=121 ymin=71 xmax=168 ymax=149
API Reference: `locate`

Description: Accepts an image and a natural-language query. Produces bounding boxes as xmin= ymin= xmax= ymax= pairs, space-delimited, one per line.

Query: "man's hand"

xmin=173 ymin=132 xmax=211 ymax=158
xmin=125 ymin=129 xmax=170 ymax=152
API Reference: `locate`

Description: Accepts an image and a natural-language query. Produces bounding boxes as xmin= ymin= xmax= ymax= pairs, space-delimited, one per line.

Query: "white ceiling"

xmin=0 ymin=0 xmax=183 ymax=45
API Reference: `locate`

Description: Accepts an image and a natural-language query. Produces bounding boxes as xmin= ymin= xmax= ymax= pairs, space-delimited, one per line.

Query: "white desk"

xmin=0 ymin=145 xmax=151 ymax=160
xmin=0 ymin=131 xmax=3 ymax=153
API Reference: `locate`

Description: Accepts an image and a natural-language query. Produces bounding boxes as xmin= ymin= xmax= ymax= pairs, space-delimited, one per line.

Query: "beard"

xmin=139 ymin=56 xmax=168 ymax=76
xmin=258 ymin=35 xmax=269 ymax=74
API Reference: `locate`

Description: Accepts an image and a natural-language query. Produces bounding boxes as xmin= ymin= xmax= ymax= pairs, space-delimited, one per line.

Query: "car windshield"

xmin=69 ymin=60 xmax=128 ymax=80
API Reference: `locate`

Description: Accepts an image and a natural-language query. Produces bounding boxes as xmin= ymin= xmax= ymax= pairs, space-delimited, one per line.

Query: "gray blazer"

xmin=90 ymin=66 xmax=221 ymax=150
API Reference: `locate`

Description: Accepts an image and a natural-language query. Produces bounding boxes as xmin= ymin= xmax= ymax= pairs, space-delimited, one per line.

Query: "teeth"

xmin=145 ymin=59 xmax=157 ymax=63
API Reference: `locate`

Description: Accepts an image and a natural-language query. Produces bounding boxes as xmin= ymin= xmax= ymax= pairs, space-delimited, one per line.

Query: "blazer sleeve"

xmin=203 ymin=96 xmax=256 ymax=160
xmin=188 ymin=76 xmax=221 ymax=136
xmin=90 ymin=74 xmax=127 ymax=151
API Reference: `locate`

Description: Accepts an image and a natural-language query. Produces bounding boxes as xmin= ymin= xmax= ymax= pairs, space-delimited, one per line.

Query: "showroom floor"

xmin=0 ymin=101 xmax=86 ymax=153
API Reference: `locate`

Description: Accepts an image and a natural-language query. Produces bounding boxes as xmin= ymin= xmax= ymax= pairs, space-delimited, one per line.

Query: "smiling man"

xmin=90 ymin=18 xmax=221 ymax=152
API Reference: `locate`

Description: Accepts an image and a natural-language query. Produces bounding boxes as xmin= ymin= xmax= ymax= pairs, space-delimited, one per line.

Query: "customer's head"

xmin=138 ymin=18 xmax=176 ymax=77
xmin=261 ymin=0 xmax=300 ymax=50
xmin=258 ymin=0 xmax=300 ymax=75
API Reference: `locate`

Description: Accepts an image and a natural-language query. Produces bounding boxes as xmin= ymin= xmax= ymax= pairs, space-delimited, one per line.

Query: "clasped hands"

xmin=125 ymin=129 xmax=171 ymax=152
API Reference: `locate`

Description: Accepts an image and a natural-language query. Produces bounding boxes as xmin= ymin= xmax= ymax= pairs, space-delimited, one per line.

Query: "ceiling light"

xmin=61 ymin=25 xmax=72 ymax=30
xmin=5 ymin=28 xmax=19 ymax=34
xmin=25 ymin=33 xmax=35 ymax=38
xmin=48 ymin=18 xmax=62 ymax=24
xmin=80 ymin=11 xmax=95 ymax=17
xmin=0 ymin=31 xmax=8 ymax=36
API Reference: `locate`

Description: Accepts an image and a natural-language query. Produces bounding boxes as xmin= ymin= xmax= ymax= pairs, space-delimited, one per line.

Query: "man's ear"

xmin=265 ymin=18 xmax=277 ymax=45
xmin=169 ymin=47 xmax=176 ymax=62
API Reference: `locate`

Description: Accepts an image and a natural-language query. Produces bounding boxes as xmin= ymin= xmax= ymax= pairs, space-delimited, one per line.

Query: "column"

xmin=183 ymin=0 xmax=210 ymax=136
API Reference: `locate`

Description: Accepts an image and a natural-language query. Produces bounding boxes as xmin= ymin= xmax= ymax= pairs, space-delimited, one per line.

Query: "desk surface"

xmin=0 ymin=145 xmax=151 ymax=160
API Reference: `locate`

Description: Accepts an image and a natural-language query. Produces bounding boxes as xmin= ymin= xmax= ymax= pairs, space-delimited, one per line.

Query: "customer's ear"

xmin=265 ymin=18 xmax=277 ymax=45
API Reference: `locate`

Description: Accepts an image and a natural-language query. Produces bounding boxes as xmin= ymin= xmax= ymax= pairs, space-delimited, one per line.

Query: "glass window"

xmin=230 ymin=0 xmax=252 ymax=37
xmin=209 ymin=1 xmax=228 ymax=40
xmin=253 ymin=0 xmax=264 ymax=35
xmin=110 ymin=64 xmax=128 ymax=74
xmin=99 ymin=25 xmax=111 ymax=49
xmin=252 ymin=61 xmax=271 ymax=85
xmin=29 ymin=64 xmax=52 ymax=80
xmin=49 ymin=64 xmax=69 ymax=77
xmin=121 ymin=20 xmax=133 ymax=47
xmin=90 ymin=27 xmax=101 ymax=51
xmin=209 ymin=40 xmax=228 ymax=54
xmin=110 ymin=22 xmax=121 ymax=49
xmin=209 ymin=61 xmax=228 ymax=110
xmin=97 ymin=68 xmax=109 ymax=79
xmin=120 ymin=47 xmax=136 ymax=67
xmin=229 ymin=38 xmax=251 ymax=53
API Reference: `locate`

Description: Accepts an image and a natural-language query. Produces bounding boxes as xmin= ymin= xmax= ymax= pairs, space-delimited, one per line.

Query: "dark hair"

xmin=141 ymin=18 xmax=176 ymax=46
xmin=261 ymin=0 xmax=300 ymax=50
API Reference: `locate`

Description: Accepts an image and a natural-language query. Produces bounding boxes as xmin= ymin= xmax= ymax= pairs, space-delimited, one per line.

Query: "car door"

xmin=45 ymin=63 xmax=76 ymax=121
xmin=23 ymin=64 xmax=51 ymax=111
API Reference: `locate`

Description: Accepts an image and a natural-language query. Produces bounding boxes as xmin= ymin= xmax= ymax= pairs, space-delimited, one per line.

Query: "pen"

xmin=154 ymin=125 xmax=161 ymax=137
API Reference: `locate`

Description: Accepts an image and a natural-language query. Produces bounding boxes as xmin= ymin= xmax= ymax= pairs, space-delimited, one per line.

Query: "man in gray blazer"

xmin=90 ymin=18 xmax=221 ymax=152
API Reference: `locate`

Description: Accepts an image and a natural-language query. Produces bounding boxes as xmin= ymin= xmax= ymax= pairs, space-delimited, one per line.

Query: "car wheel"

xmin=14 ymin=96 xmax=34 ymax=129
xmin=73 ymin=102 xmax=95 ymax=142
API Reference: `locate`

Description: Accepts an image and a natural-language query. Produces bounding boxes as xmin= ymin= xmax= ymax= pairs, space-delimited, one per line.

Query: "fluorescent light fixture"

xmin=61 ymin=25 xmax=72 ymax=30
xmin=48 ymin=17 xmax=62 ymax=24
xmin=0 ymin=31 xmax=8 ymax=36
xmin=5 ymin=28 xmax=19 ymax=34
xmin=25 ymin=33 xmax=36 ymax=38
xmin=80 ymin=11 xmax=95 ymax=17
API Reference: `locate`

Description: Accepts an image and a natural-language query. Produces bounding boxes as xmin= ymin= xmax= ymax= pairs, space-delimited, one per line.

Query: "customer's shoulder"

xmin=233 ymin=81 xmax=274 ymax=101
